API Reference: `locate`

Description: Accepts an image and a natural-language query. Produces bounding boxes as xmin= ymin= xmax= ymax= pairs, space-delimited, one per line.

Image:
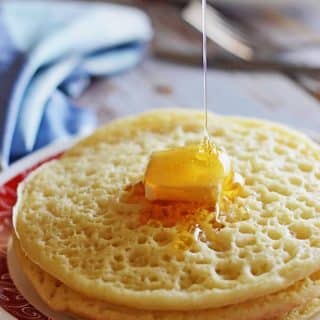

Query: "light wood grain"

xmin=78 ymin=59 xmax=320 ymax=136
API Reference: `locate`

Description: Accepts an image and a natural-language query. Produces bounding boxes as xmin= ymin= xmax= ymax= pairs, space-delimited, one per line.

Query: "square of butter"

xmin=144 ymin=146 xmax=228 ymax=203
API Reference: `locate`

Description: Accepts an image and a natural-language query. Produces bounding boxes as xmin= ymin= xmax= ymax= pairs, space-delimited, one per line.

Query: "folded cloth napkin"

xmin=0 ymin=0 xmax=153 ymax=168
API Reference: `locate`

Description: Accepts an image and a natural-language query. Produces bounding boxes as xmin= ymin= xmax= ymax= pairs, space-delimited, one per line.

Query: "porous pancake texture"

xmin=14 ymin=109 xmax=320 ymax=311
xmin=282 ymin=297 xmax=320 ymax=320
xmin=13 ymin=236 xmax=320 ymax=320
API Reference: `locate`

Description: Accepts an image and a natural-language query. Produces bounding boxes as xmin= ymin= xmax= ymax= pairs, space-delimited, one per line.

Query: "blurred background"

xmin=1 ymin=0 xmax=320 ymax=168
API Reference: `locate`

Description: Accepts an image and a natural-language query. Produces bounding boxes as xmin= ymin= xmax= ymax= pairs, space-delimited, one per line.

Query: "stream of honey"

xmin=202 ymin=0 xmax=209 ymax=140
xmin=200 ymin=0 xmax=224 ymax=222
xmin=124 ymin=0 xmax=244 ymax=250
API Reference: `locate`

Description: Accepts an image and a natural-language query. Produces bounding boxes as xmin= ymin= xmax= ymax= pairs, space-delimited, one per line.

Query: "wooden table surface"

xmin=77 ymin=0 xmax=320 ymax=140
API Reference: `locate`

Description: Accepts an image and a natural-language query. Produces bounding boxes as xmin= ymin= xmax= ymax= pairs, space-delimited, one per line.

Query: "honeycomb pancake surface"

xmin=14 ymin=109 xmax=320 ymax=310
xmin=13 ymin=235 xmax=320 ymax=320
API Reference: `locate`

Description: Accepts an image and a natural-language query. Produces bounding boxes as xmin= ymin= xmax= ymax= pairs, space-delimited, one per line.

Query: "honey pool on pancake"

xmin=125 ymin=143 xmax=243 ymax=250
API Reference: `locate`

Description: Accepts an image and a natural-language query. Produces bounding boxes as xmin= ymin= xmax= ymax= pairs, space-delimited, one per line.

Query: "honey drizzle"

xmin=123 ymin=178 xmax=246 ymax=250
xmin=215 ymin=184 xmax=222 ymax=222
xmin=125 ymin=183 xmax=216 ymax=227
xmin=202 ymin=0 xmax=209 ymax=140
xmin=129 ymin=0 xmax=244 ymax=250
xmin=124 ymin=182 xmax=223 ymax=250
xmin=198 ymin=138 xmax=225 ymax=223
xmin=201 ymin=0 xmax=224 ymax=223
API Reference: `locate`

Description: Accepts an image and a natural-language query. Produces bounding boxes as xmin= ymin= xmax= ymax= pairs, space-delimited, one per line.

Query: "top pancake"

xmin=14 ymin=109 xmax=320 ymax=311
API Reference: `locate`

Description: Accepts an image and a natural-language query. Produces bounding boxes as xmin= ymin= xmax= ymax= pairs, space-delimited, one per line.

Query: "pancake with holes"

xmin=13 ymin=235 xmax=320 ymax=320
xmin=13 ymin=109 xmax=320 ymax=318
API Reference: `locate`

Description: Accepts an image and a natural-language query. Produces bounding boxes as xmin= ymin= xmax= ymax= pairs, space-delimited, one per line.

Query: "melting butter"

xmin=144 ymin=138 xmax=243 ymax=222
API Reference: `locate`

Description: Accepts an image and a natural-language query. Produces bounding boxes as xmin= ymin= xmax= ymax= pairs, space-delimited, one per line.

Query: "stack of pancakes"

xmin=12 ymin=110 xmax=320 ymax=320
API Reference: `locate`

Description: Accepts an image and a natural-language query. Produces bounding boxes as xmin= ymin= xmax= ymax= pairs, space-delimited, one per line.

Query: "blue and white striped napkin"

xmin=0 ymin=1 xmax=153 ymax=167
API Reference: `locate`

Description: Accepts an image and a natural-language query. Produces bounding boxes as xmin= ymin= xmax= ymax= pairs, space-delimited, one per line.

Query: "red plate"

xmin=0 ymin=140 xmax=74 ymax=320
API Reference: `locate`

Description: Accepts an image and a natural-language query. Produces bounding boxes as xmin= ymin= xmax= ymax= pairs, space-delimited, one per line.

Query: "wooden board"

xmin=77 ymin=59 xmax=320 ymax=138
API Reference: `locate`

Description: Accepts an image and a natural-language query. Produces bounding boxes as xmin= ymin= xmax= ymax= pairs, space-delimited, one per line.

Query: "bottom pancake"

xmin=12 ymin=235 xmax=320 ymax=320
